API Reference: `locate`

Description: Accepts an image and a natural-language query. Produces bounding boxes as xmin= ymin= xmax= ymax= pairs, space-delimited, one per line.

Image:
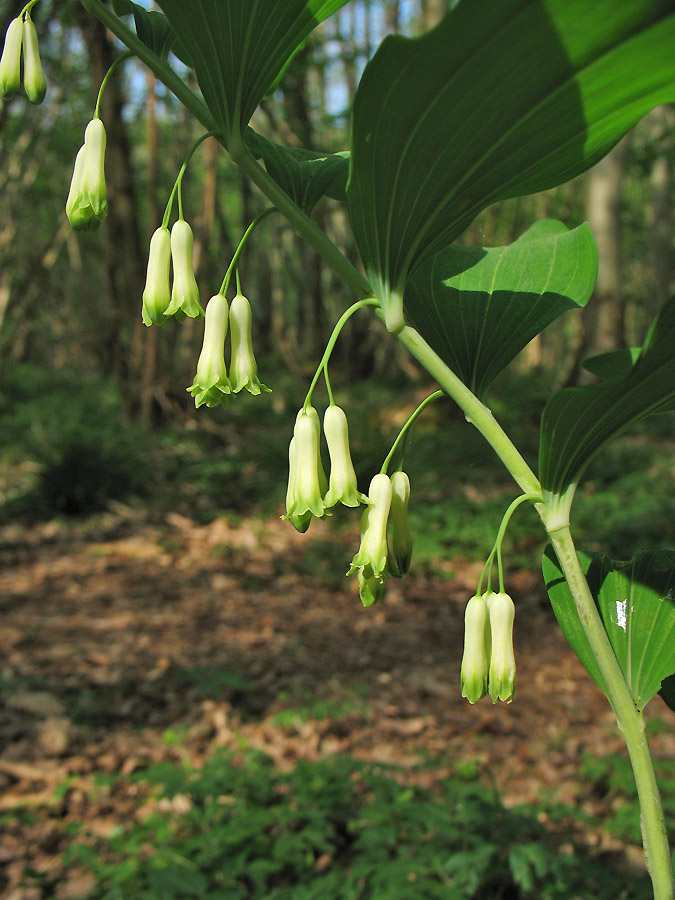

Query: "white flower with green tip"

xmin=348 ymin=472 xmax=392 ymax=581
xmin=141 ymin=227 xmax=172 ymax=326
xmin=283 ymin=406 xmax=326 ymax=526
xmin=66 ymin=119 xmax=108 ymax=232
xmin=323 ymin=404 xmax=362 ymax=509
xmin=22 ymin=16 xmax=46 ymax=104
xmin=165 ymin=220 xmax=204 ymax=319
xmin=0 ymin=18 xmax=23 ymax=100
xmin=229 ymin=292 xmax=270 ymax=395
xmin=187 ymin=293 xmax=231 ymax=409
xmin=388 ymin=470 xmax=412 ymax=576
xmin=488 ymin=591 xmax=516 ymax=703
xmin=461 ymin=593 xmax=490 ymax=703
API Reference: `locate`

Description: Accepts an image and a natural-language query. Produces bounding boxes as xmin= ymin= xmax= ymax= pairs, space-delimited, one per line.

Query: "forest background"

xmin=1 ymin=0 xmax=675 ymax=898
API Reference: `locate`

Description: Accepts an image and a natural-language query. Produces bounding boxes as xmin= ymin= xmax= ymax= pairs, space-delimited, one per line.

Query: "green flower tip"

xmin=283 ymin=408 xmax=327 ymax=528
xmin=66 ymin=118 xmax=107 ymax=232
xmin=358 ymin=569 xmax=385 ymax=607
xmin=22 ymin=16 xmax=46 ymax=105
xmin=323 ymin=404 xmax=363 ymax=510
xmin=488 ymin=592 xmax=516 ymax=703
xmin=460 ymin=593 xmax=489 ymax=704
xmin=0 ymin=18 xmax=23 ymax=100
xmin=187 ymin=294 xmax=231 ymax=409
xmin=142 ymin=227 xmax=171 ymax=326
xmin=165 ymin=220 xmax=204 ymax=319
xmin=229 ymin=292 xmax=270 ymax=395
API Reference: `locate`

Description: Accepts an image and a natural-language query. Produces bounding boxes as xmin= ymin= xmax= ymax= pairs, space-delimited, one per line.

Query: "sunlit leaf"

xmin=404 ymin=221 xmax=597 ymax=397
xmin=346 ymin=0 xmax=675 ymax=330
xmin=156 ymin=0 xmax=350 ymax=145
xmin=539 ymin=294 xmax=675 ymax=513
xmin=543 ymin=546 xmax=675 ymax=710
xmin=246 ymin=130 xmax=348 ymax=213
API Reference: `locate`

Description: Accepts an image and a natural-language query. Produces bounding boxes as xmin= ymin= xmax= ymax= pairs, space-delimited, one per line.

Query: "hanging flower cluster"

xmin=461 ymin=590 xmax=516 ymax=704
xmin=142 ymin=220 xmax=205 ymax=325
xmin=66 ymin=118 xmax=108 ymax=232
xmin=0 ymin=9 xmax=46 ymax=105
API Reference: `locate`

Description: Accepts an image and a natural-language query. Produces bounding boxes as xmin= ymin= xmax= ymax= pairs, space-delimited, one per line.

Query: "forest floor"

xmin=1 ymin=505 xmax=674 ymax=899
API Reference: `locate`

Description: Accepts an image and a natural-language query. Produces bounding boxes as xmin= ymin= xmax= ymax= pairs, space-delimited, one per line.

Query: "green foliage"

xmin=0 ymin=365 xmax=150 ymax=516
xmin=346 ymin=0 xmax=675 ymax=329
xmin=66 ymin=750 xmax=651 ymax=900
xmin=404 ymin=220 xmax=598 ymax=398
xmin=580 ymin=746 xmax=675 ymax=846
xmin=543 ymin=547 xmax=675 ymax=710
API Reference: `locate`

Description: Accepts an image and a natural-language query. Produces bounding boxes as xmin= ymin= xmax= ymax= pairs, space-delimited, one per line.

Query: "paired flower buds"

xmin=0 ymin=14 xmax=46 ymax=104
xmin=66 ymin=119 xmax=108 ymax=232
xmin=142 ymin=221 xmax=204 ymax=324
xmin=461 ymin=590 xmax=516 ymax=703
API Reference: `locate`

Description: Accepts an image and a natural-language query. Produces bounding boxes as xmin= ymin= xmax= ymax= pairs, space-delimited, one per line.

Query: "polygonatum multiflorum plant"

xmin=3 ymin=0 xmax=675 ymax=895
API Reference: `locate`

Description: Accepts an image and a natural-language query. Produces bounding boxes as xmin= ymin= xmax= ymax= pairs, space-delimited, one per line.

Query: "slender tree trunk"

xmin=650 ymin=106 xmax=674 ymax=311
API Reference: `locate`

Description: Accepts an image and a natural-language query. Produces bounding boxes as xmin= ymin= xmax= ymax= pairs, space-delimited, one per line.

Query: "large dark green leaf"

xmin=404 ymin=220 xmax=597 ymax=397
xmin=156 ymin=0 xmax=349 ymax=145
xmin=543 ymin=546 xmax=675 ymax=710
xmin=539 ymin=294 xmax=675 ymax=516
xmin=346 ymin=0 xmax=675 ymax=331
xmin=246 ymin=130 xmax=349 ymax=213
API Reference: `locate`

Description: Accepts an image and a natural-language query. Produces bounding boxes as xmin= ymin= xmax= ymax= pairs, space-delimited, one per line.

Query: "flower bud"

xmin=388 ymin=470 xmax=412 ymax=576
xmin=66 ymin=119 xmax=108 ymax=232
xmin=283 ymin=407 xmax=326 ymax=524
xmin=22 ymin=17 xmax=46 ymax=105
xmin=283 ymin=438 xmax=312 ymax=533
xmin=323 ymin=405 xmax=362 ymax=509
xmin=141 ymin=227 xmax=172 ymax=326
xmin=165 ymin=220 xmax=203 ymax=319
xmin=348 ymin=472 xmax=392 ymax=581
xmin=488 ymin=591 xmax=516 ymax=703
xmin=229 ymin=292 xmax=270 ymax=395
xmin=187 ymin=294 xmax=231 ymax=408
xmin=0 ymin=18 xmax=22 ymax=100
xmin=460 ymin=594 xmax=489 ymax=703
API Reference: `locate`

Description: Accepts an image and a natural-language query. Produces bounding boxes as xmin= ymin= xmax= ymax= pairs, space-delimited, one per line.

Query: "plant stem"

xmin=79 ymin=0 xmax=218 ymax=134
xmin=394 ymin=324 xmax=543 ymax=502
xmin=549 ymin=525 xmax=674 ymax=900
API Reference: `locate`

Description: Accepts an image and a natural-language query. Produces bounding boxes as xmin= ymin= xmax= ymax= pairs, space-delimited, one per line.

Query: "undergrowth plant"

xmin=2 ymin=0 xmax=675 ymax=896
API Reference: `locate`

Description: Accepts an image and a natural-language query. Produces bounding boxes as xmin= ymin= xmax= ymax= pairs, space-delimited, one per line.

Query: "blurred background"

xmin=1 ymin=1 xmax=675 ymax=898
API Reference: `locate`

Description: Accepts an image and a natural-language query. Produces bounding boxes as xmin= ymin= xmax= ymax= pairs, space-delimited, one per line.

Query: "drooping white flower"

xmin=229 ymin=292 xmax=270 ymax=395
xmin=22 ymin=16 xmax=46 ymax=105
xmin=348 ymin=472 xmax=392 ymax=581
xmin=283 ymin=407 xmax=326 ymax=526
xmin=66 ymin=119 xmax=108 ymax=232
xmin=187 ymin=293 xmax=231 ymax=408
xmin=488 ymin=591 xmax=516 ymax=703
xmin=165 ymin=220 xmax=203 ymax=319
xmin=141 ymin=227 xmax=172 ymax=326
xmin=0 ymin=18 xmax=23 ymax=100
xmin=323 ymin=404 xmax=362 ymax=509
xmin=460 ymin=593 xmax=490 ymax=704
xmin=388 ymin=470 xmax=412 ymax=576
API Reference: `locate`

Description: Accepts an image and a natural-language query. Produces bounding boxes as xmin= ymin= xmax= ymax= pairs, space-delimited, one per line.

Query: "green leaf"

xmin=346 ymin=0 xmax=675 ymax=330
xmin=539 ymin=294 xmax=675 ymax=512
xmin=403 ymin=220 xmax=597 ymax=397
xmin=112 ymin=0 xmax=177 ymax=59
xmin=582 ymin=347 xmax=642 ymax=380
xmin=543 ymin=546 xmax=675 ymax=710
xmin=246 ymin=129 xmax=349 ymax=213
xmin=156 ymin=0 xmax=350 ymax=145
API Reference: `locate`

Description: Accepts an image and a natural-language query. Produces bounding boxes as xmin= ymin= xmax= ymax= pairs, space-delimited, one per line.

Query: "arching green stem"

xmin=94 ymin=50 xmax=133 ymax=118
xmin=161 ymin=131 xmax=222 ymax=228
xmin=303 ymin=298 xmax=379 ymax=409
xmin=219 ymin=207 xmax=277 ymax=296
xmin=478 ymin=493 xmax=542 ymax=595
xmin=20 ymin=0 xmax=41 ymax=19
xmin=380 ymin=390 xmax=444 ymax=475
